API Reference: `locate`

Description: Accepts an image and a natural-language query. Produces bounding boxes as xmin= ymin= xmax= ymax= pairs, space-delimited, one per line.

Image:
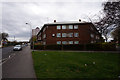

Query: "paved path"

xmin=2 ymin=46 xmax=36 ymax=78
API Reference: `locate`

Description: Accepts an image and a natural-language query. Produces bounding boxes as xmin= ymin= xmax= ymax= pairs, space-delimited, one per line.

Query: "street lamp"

xmin=25 ymin=23 xmax=34 ymax=51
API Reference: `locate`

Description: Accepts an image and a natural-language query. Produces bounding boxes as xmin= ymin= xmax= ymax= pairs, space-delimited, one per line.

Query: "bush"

xmin=101 ymin=43 xmax=116 ymax=51
xmin=63 ymin=44 xmax=84 ymax=50
xmin=86 ymin=43 xmax=102 ymax=51
xmin=34 ymin=45 xmax=45 ymax=50
xmin=46 ymin=45 xmax=62 ymax=50
xmin=33 ymin=43 xmax=117 ymax=51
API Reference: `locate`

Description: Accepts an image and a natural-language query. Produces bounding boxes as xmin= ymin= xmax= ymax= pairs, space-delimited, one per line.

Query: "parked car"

xmin=13 ymin=45 xmax=22 ymax=51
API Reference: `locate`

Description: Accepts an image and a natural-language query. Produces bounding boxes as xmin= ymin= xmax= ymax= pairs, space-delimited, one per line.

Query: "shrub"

xmin=34 ymin=45 xmax=45 ymax=50
xmin=101 ymin=43 xmax=116 ymax=51
xmin=86 ymin=43 xmax=102 ymax=51
xmin=46 ymin=45 xmax=62 ymax=50
xmin=33 ymin=43 xmax=117 ymax=51
xmin=63 ymin=44 xmax=84 ymax=50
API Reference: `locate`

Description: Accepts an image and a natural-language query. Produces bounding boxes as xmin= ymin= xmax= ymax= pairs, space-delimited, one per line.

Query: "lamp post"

xmin=25 ymin=23 xmax=34 ymax=51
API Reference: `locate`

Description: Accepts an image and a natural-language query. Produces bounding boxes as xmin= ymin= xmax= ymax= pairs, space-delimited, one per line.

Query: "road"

xmin=2 ymin=46 xmax=14 ymax=59
xmin=2 ymin=46 xmax=36 ymax=79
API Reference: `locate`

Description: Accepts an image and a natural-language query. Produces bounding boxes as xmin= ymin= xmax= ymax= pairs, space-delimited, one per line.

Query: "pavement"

xmin=2 ymin=46 xmax=36 ymax=79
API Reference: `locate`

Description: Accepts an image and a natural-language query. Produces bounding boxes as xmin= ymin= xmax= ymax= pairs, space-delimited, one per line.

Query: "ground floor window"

xmin=57 ymin=41 xmax=61 ymax=44
xmin=69 ymin=41 xmax=73 ymax=44
xmin=62 ymin=41 xmax=67 ymax=44
xmin=74 ymin=41 xmax=79 ymax=44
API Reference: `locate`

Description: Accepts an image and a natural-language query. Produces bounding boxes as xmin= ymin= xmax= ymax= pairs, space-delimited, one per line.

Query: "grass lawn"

xmin=32 ymin=51 xmax=120 ymax=78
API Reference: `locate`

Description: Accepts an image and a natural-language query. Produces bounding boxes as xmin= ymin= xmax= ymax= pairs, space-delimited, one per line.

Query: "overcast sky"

xmin=1 ymin=0 xmax=106 ymax=41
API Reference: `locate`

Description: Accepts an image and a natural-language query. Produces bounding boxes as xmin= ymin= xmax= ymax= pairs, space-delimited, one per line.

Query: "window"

xmin=74 ymin=25 xmax=78 ymax=29
xmin=68 ymin=33 xmax=73 ymax=37
xmin=43 ymin=34 xmax=46 ymax=39
xmin=90 ymin=34 xmax=94 ymax=38
xmin=74 ymin=41 xmax=79 ymax=44
xmin=52 ymin=34 xmax=55 ymax=37
xmin=62 ymin=25 xmax=66 ymax=29
xmin=62 ymin=41 xmax=67 ymax=44
xmin=91 ymin=41 xmax=94 ymax=43
xmin=43 ymin=28 xmax=46 ymax=32
xmin=57 ymin=41 xmax=61 ymax=44
xmin=57 ymin=33 xmax=61 ymax=37
xmin=69 ymin=25 xmax=73 ymax=29
xmin=69 ymin=41 xmax=73 ymax=44
xmin=39 ymin=37 xmax=41 ymax=40
xmin=62 ymin=33 xmax=67 ymax=37
xmin=57 ymin=25 xmax=61 ymax=29
xmin=43 ymin=42 xmax=46 ymax=45
xmin=74 ymin=33 xmax=79 ymax=37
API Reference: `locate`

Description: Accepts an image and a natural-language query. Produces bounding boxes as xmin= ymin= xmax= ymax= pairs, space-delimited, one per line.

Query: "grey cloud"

xmin=2 ymin=1 xmax=103 ymax=41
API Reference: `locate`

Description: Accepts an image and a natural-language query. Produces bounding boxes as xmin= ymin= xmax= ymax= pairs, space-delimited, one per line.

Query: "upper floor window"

xmin=43 ymin=34 xmax=46 ymax=39
xmin=74 ymin=25 xmax=78 ymax=29
xmin=43 ymin=28 xmax=46 ymax=32
xmin=90 ymin=34 xmax=94 ymax=38
xmin=74 ymin=41 xmax=79 ymax=44
xmin=69 ymin=41 xmax=73 ymax=44
xmin=68 ymin=33 xmax=73 ymax=37
xmin=57 ymin=41 xmax=61 ymax=44
xmin=62 ymin=41 xmax=67 ymax=44
xmin=57 ymin=33 xmax=61 ymax=37
xmin=69 ymin=25 xmax=73 ymax=29
xmin=62 ymin=25 xmax=66 ymax=29
xmin=62 ymin=33 xmax=67 ymax=37
xmin=57 ymin=25 xmax=61 ymax=29
xmin=74 ymin=33 xmax=79 ymax=37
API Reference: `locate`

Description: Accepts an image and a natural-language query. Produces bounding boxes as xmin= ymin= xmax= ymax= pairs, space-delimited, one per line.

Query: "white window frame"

xmin=74 ymin=41 xmax=79 ymax=44
xmin=68 ymin=33 xmax=73 ymax=37
xmin=90 ymin=34 xmax=94 ymax=38
xmin=57 ymin=33 xmax=61 ymax=37
xmin=69 ymin=25 xmax=73 ymax=29
xmin=43 ymin=34 xmax=46 ymax=39
xmin=62 ymin=33 xmax=67 ymax=37
xmin=69 ymin=41 xmax=73 ymax=44
xmin=62 ymin=41 xmax=67 ymax=44
xmin=43 ymin=42 xmax=46 ymax=45
xmin=62 ymin=25 xmax=66 ymax=29
xmin=57 ymin=25 xmax=61 ymax=29
xmin=74 ymin=25 xmax=78 ymax=29
xmin=43 ymin=28 xmax=46 ymax=32
xmin=74 ymin=33 xmax=79 ymax=37
xmin=57 ymin=41 xmax=61 ymax=44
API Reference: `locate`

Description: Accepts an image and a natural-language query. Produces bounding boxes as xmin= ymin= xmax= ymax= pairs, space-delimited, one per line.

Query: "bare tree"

xmin=95 ymin=1 xmax=120 ymax=42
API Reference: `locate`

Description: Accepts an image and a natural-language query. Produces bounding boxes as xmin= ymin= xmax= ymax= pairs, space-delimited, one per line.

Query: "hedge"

xmin=33 ymin=43 xmax=117 ymax=51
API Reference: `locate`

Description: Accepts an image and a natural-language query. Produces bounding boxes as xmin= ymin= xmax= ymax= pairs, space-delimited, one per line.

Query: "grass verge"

xmin=32 ymin=51 xmax=120 ymax=78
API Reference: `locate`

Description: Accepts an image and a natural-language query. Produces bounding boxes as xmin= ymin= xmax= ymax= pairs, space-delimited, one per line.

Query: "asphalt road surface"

xmin=2 ymin=46 xmax=36 ymax=79
xmin=2 ymin=46 xmax=14 ymax=59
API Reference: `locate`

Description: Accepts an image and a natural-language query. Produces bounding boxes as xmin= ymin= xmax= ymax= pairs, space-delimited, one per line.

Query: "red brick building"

xmin=37 ymin=21 xmax=102 ymax=45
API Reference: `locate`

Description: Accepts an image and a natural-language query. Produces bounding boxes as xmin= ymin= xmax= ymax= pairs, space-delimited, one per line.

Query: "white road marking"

xmin=0 ymin=53 xmax=16 ymax=65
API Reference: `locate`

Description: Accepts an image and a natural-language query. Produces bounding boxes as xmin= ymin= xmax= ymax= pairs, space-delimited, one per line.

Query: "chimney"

xmin=79 ymin=19 xmax=81 ymax=22
xmin=54 ymin=20 xmax=56 ymax=22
